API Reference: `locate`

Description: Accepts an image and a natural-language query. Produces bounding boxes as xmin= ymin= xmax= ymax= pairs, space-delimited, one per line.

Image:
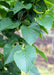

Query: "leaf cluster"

xmin=0 ymin=0 xmax=54 ymax=75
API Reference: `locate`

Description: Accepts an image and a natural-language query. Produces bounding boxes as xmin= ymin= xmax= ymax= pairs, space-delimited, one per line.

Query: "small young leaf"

xmin=52 ymin=21 xmax=54 ymax=29
xmin=33 ymin=45 xmax=48 ymax=62
xmin=40 ymin=26 xmax=48 ymax=34
xmin=33 ymin=9 xmax=43 ymax=14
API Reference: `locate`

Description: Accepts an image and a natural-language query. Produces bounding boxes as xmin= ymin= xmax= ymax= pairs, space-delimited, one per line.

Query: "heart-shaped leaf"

xmin=36 ymin=15 xmax=53 ymax=29
xmin=14 ymin=45 xmax=37 ymax=73
xmin=21 ymin=26 xmax=39 ymax=45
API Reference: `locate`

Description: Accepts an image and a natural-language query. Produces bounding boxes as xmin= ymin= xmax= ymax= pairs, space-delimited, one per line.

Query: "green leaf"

xmin=4 ymin=62 xmax=21 ymax=75
xmin=0 ymin=18 xmax=21 ymax=31
xmin=36 ymin=0 xmax=47 ymax=12
xmin=44 ymin=0 xmax=54 ymax=8
xmin=30 ymin=23 xmax=45 ymax=39
xmin=7 ymin=20 xmax=21 ymax=29
xmin=33 ymin=9 xmax=43 ymax=14
xmin=40 ymin=31 xmax=46 ymax=38
xmin=28 ymin=10 xmax=36 ymax=22
xmin=44 ymin=0 xmax=54 ymax=5
xmin=2 ymin=30 xmax=24 ymax=45
xmin=30 ymin=65 xmax=40 ymax=75
xmin=4 ymin=44 xmax=21 ymax=64
xmin=47 ymin=0 xmax=54 ymax=4
xmin=40 ymin=26 xmax=48 ymax=34
xmin=4 ymin=44 xmax=13 ymax=62
xmin=33 ymin=45 xmax=48 ymax=62
xmin=0 ymin=61 xmax=21 ymax=75
xmin=13 ymin=2 xmax=32 ymax=14
xmin=45 ymin=9 xmax=54 ymax=19
xmin=0 ymin=1 xmax=10 ymax=9
xmin=36 ymin=15 xmax=53 ymax=29
xmin=30 ymin=23 xmax=41 ymax=32
xmin=14 ymin=45 xmax=37 ymax=73
xmin=21 ymin=26 xmax=39 ymax=45
xmin=52 ymin=21 xmax=54 ymax=29
xmin=0 ymin=8 xmax=7 ymax=19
